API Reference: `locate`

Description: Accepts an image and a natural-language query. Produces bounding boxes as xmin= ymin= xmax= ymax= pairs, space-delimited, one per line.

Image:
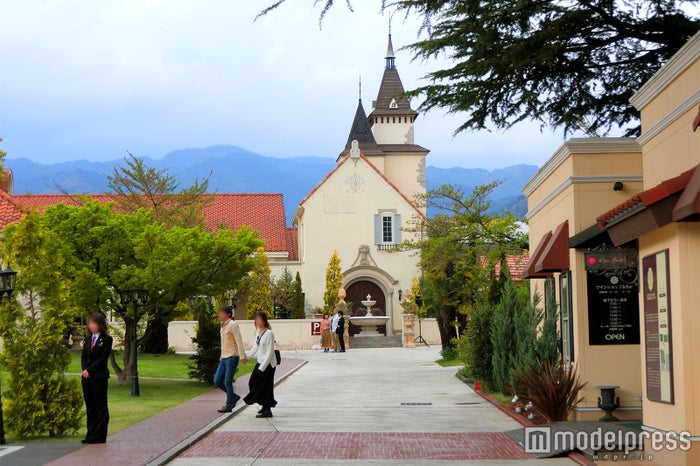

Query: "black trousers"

xmin=82 ymin=378 xmax=109 ymax=442
xmin=337 ymin=332 xmax=346 ymax=351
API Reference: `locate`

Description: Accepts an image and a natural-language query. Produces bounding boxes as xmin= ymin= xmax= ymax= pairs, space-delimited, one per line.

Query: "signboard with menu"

xmin=643 ymin=250 xmax=674 ymax=404
xmin=586 ymin=246 xmax=640 ymax=345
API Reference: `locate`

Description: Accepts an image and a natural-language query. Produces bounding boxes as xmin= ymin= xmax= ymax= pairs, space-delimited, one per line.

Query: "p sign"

xmin=311 ymin=321 xmax=321 ymax=336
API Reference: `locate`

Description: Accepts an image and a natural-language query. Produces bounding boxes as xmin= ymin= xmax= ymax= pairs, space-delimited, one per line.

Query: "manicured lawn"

xmin=4 ymin=353 xmax=256 ymax=443
xmin=435 ymin=358 xmax=464 ymax=367
xmin=67 ymin=352 xmax=194 ymax=379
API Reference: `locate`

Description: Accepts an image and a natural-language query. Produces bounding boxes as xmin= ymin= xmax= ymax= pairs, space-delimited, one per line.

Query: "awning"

xmin=569 ymin=224 xmax=613 ymax=249
xmin=524 ymin=220 xmax=570 ymax=278
xmin=672 ymin=164 xmax=700 ymax=221
xmin=596 ymin=165 xmax=700 ymax=246
xmin=523 ymin=231 xmax=553 ymax=279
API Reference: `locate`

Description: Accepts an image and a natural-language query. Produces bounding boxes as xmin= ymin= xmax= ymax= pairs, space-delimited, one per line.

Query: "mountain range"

xmin=5 ymin=145 xmax=537 ymax=222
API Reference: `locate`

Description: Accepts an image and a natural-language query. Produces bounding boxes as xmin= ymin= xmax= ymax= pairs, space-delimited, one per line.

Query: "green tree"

xmin=107 ymin=154 xmax=213 ymax=353
xmin=323 ymin=250 xmax=343 ymax=313
xmin=291 ymin=271 xmax=305 ymax=319
xmin=462 ymin=303 xmax=494 ymax=389
xmin=247 ymin=247 xmax=274 ymax=319
xmin=188 ymin=299 xmax=220 ymax=384
xmin=491 ymin=277 xmax=522 ymax=395
xmin=271 ymin=266 xmax=295 ymax=318
xmin=3 ymin=201 xmax=261 ymax=385
xmin=536 ymin=295 xmax=561 ymax=366
xmin=263 ymin=1 xmax=699 ymax=136
xmin=407 ymin=183 xmax=527 ymax=349
xmin=0 ymin=212 xmax=82 ymax=438
xmin=107 ymin=153 xmax=211 ymax=228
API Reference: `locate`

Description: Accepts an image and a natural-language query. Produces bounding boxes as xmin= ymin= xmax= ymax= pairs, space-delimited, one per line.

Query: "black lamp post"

xmin=222 ymin=292 xmax=237 ymax=309
xmin=0 ymin=267 xmax=17 ymax=445
xmin=119 ymin=287 xmax=149 ymax=397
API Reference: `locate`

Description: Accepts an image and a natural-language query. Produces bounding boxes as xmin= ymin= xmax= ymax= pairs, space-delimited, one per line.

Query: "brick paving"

xmin=42 ymin=357 xmax=306 ymax=466
xmin=171 ymin=348 xmax=574 ymax=465
xmin=180 ymin=431 xmax=531 ymax=461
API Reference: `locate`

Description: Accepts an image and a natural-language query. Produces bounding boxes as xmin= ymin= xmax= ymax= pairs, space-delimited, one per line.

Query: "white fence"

xmin=168 ymin=318 xmax=442 ymax=352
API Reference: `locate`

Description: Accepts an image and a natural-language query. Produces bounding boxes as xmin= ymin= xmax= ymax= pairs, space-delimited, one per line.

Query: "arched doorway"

xmin=345 ymin=281 xmax=386 ymax=336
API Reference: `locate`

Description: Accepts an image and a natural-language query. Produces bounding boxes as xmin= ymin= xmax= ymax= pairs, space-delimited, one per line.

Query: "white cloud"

xmin=0 ymin=1 xmax=567 ymax=168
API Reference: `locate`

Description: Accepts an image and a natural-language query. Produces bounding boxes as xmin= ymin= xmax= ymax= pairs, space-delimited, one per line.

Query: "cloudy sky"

xmin=0 ymin=1 xmax=574 ymax=169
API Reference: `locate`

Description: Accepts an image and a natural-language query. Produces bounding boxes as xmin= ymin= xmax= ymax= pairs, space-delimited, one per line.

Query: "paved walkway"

xmin=0 ymin=357 xmax=305 ymax=466
xmin=171 ymin=347 xmax=576 ymax=465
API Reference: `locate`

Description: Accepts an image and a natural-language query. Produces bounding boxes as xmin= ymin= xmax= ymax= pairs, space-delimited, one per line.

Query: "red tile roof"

xmin=0 ymin=191 xmax=24 ymax=230
xmin=5 ymin=193 xmax=297 ymax=255
xmin=482 ymin=254 xmax=530 ymax=282
xmin=597 ymin=167 xmax=696 ymax=228
xmin=299 ymin=153 xmax=425 ymax=218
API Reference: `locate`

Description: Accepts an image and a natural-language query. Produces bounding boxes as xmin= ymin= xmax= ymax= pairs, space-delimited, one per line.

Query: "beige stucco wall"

xmin=168 ymin=318 xmax=442 ymax=352
xmin=526 ymin=140 xmax=644 ymax=420
xmin=370 ymin=117 xmax=414 ymax=145
xmin=296 ymin=155 xmax=423 ymax=335
xmin=382 ymin=152 xmax=427 ymax=206
xmin=630 ymin=34 xmax=700 ymax=452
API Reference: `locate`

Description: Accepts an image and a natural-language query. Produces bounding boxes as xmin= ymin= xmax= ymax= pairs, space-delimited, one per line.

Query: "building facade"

xmin=524 ymin=31 xmax=700 ymax=464
xmin=291 ymin=33 xmax=427 ymax=336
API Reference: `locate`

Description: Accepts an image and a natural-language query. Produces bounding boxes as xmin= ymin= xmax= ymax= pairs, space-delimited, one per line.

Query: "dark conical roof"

xmin=346 ymin=99 xmax=376 ymax=145
xmin=369 ymin=35 xmax=418 ymax=118
xmin=341 ymin=99 xmax=384 ymax=156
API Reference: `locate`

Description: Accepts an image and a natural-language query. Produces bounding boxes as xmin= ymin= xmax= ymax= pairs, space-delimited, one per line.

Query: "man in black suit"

xmin=335 ymin=310 xmax=346 ymax=352
xmin=81 ymin=313 xmax=113 ymax=444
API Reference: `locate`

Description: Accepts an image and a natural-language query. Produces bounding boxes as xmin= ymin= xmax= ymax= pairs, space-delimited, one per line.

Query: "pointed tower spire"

xmin=339 ymin=98 xmax=384 ymax=158
xmin=385 ymin=32 xmax=395 ymax=70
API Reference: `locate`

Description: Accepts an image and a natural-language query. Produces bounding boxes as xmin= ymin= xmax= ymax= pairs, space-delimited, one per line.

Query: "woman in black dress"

xmin=80 ymin=313 xmax=113 ymax=444
xmin=244 ymin=312 xmax=278 ymax=418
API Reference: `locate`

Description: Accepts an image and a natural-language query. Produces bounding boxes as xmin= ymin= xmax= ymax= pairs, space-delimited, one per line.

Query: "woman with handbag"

xmin=244 ymin=312 xmax=278 ymax=418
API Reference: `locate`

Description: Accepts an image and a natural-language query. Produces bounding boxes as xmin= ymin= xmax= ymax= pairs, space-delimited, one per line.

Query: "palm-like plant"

xmin=514 ymin=360 xmax=586 ymax=423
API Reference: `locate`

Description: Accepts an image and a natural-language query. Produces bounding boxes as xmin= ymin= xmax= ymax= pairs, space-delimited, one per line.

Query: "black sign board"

xmin=587 ymin=269 xmax=640 ymax=345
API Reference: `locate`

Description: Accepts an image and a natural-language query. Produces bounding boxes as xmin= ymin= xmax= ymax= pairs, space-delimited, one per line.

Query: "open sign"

xmin=311 ymin=321 xmax=321 ymax=336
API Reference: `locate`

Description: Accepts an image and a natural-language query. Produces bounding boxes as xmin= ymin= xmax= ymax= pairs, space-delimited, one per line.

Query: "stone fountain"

xmin=349 ymin=294 xmax=390 ymax=337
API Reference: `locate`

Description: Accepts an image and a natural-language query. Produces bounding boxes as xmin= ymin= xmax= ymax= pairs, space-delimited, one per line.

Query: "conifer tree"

xmin=291 ymin=272 xmax=305 ymax=319
xmin=323 ymin=250 xmax=343 ymax=313
xmin=247 ymin=247 xmax=274 ymax=319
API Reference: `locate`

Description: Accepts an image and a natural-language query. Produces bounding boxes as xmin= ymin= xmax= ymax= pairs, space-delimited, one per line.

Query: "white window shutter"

xmin=374 ymin=214 xmax=382 ymax=244
xmin=394 ymin=213 xmax=402 ymax=244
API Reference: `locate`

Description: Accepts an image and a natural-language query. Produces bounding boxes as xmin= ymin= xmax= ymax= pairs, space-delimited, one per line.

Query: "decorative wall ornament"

xmin=345 ymin=173 xmax=365 ymax=194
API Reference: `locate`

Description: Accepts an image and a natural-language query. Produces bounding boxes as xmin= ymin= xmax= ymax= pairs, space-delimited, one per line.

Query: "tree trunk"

xmin=141 ymin=318 xmax=169 ymax=354
xmin=437 ymin=306 xmax=457 ymax=350
xmin=109 ymin=318 xmax=136 ymax=385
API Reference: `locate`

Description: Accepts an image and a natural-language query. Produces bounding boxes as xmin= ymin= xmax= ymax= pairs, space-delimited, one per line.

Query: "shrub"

xmin=535 ymin=296 xmax=560 ymax=365
xmin=0 ymin=302 xmax=82 ymax=438
xmin=491 ymin=278 xmax=522 ymax=395
xmin=188 ymin=302 xmax=220 ymax=384
xmin=514 ymin=359 xmax=586 ymax=422
xmin=440 ymin=345 xmax=459 ymax=361
xmin=461 ymin=304 xmax=494 ymax=389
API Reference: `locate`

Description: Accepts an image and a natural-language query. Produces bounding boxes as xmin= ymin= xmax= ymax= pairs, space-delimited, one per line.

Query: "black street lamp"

xmin=222 ymin=292 xmax=237 ymax=309
xmin=119 ymin=287 xmax=149 ymax=397
xmin=0 ymin=267 xmax=17 ymax=445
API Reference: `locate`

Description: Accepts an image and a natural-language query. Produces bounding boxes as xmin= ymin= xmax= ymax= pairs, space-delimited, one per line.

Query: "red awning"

xmin=534 ymin=220 xmax=570 ymax=273
xmin=596 ymin=165 xmax=700 ymax=246
xmin=524 ymin=220 xmax=571 ymax=279
xmin=524 ymin=231 xmax=553 ymax=279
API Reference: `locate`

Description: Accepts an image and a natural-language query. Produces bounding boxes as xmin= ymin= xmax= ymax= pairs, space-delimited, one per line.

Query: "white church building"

xmin=281 ymin=34 xmax=429 ymax=336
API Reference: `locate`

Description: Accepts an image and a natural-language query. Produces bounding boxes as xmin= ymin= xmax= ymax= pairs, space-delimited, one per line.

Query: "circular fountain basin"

xmin=349 ymin=315 xmax=390 ymax=337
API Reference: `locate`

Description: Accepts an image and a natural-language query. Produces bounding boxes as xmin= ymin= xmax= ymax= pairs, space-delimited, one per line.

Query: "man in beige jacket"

xmin=215 ymin=305 xmax=247 ymax=413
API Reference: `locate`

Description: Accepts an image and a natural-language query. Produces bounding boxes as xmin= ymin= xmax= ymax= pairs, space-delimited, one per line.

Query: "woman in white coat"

xmin=244 ymin=311 xmax=278 ymax=418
